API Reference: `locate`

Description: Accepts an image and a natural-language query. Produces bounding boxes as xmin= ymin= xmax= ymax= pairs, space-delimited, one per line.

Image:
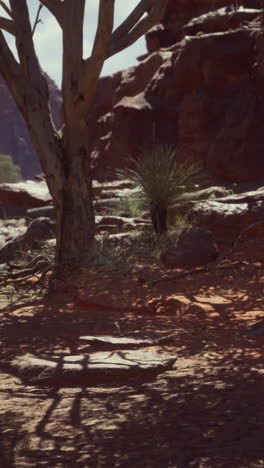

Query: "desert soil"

xmin=0 ymin=239 xmax=264 ymax=468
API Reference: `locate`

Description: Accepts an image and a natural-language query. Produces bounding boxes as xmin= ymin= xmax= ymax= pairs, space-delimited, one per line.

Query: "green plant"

xmin=119 ymin=197 xmax=144 ymax=217
xmin=0 ymin=154 xmax=23 ymax=183
xmin=117 ymin=145 xmax=204 ymax=237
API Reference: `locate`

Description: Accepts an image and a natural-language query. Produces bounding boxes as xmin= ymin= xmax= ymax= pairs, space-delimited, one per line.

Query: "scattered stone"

xmin=10 ymin=351 xmax=177 ymax=386
xmin=160 ymin=228 xmax=218 ymax=268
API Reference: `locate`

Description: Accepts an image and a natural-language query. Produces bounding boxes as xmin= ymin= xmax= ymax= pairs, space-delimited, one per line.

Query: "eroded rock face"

xmin=183 ymin=7 xmax=262 ymax=37
xmin=162 ymin=0 xmax=260 ymax=28
xmin=160 ymin=227 xmax=218 ymax=268
xmin=146 ymin=3 xmax=260 ymax=52
xmin=92 ymin=26 xmax=264 ymax=183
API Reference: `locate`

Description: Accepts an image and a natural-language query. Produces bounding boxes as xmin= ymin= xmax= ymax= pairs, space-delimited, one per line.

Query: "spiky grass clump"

xmin=117 ymin=145 xmax=204 ymax=236
xmin=117 ymin=145 xmax=202 ymax=210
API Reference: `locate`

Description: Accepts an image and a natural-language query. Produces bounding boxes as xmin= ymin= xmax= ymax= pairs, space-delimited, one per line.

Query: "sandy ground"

xmin=0 ymin=239 xmax=264 ymax=467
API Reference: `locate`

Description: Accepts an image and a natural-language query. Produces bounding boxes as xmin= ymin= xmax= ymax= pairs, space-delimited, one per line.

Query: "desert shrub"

xmin=117 ymin=145 xmax=204 ymax=236
xmin=0 ymin=154 xmax=23 ymax=183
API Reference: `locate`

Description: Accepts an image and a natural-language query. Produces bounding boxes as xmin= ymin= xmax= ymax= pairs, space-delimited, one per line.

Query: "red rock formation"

xmin=146 ymin=0 xmax=261 ymax=51
xmin=91 ymin=4 xmax=264 ymax=183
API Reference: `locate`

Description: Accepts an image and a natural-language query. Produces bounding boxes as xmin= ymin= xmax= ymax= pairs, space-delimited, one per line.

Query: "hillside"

xmin=0 ymin=74 xmax=61 ymax=179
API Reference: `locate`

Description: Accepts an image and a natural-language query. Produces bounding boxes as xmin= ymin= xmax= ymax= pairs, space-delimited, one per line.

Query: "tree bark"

xmin=54 ymin=134 xmax=95 ymax=275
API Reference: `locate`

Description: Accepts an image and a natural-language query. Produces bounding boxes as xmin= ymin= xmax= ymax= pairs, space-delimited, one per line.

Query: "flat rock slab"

xmin=11 ymin=351 xmax=177 ymax=386
xmin=79 ymin=334 xmax=176 ymax=350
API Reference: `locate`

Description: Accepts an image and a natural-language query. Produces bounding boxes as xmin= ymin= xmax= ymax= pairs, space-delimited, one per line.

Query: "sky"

xmin=2 ymin=0 xmax=146 ymax=87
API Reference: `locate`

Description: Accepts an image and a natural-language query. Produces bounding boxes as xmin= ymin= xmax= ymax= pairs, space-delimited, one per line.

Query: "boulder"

xmin=192 ymin=189 xmax=264 ymax=239
xmin=0 ymin=217 xmax=55 ymax=261
xmin=0 ymin=180 xmax=51 ymax=216
xmin=160 ymin=227 xmax=218 ymax=268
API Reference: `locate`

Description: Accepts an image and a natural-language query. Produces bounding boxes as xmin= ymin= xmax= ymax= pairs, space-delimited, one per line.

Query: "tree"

xmin=0 ymin=0 xmax=168 ymax=282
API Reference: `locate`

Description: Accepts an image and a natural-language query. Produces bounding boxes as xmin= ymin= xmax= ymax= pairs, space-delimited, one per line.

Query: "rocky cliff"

xmin=0 ymin=74 xmax=61 ymax=180
xmin=1 ymin=1 xmax=263 ymax=184
xmin=90 ymin=0 xmax=264 ymax=183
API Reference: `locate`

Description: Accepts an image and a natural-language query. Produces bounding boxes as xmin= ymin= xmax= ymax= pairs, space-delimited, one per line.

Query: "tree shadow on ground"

xmin=2 ymin=347 xmax=264 ymax=468
xmin=1 ymin=242 xmax=264 ymax=467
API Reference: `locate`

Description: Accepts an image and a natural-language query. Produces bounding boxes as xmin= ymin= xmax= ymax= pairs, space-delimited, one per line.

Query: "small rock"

xmin=160 ymin=227 xmax=218 ymax=268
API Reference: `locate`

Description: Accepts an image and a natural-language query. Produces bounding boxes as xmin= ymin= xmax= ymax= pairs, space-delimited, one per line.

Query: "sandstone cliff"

xmin=91 ymin=0 xmax=264 ymax=183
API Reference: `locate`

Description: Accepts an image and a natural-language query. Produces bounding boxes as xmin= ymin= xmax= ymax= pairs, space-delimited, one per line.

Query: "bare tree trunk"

xmin=20 ymin=92 xmax=96 ymax=279
xmin=54 ymin=139 xmax=95 ymax=275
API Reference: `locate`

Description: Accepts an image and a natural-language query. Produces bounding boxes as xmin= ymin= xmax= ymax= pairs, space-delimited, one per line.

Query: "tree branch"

xmin=111 ymin=0 xmax=152 ymax=43
xmin=8 ymin=0 xmax=62 ymax=200
xmin=62 ymin=0 xmax=85 ymax=123
xmin=91 ymin=0 xmax=115 ymax=59
xmin=0 ymin=16 xmax=15 ymax=35
xmin=32 ymin=4 xmax=43 ymax=36
xmin=76 ymin=0 xmax=115 ymax=118
xmin=0 ymin=0 xmax=12 ymax=18
xmin=39 ymin=0 xmax=63 ymax=27
xmin=0 ymin=30 xmax=24 ymax=110
xmin=108 ymin=0 xmax=168 ymax=57
xmin=10 ymin=0 xmax=41 ymax=78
